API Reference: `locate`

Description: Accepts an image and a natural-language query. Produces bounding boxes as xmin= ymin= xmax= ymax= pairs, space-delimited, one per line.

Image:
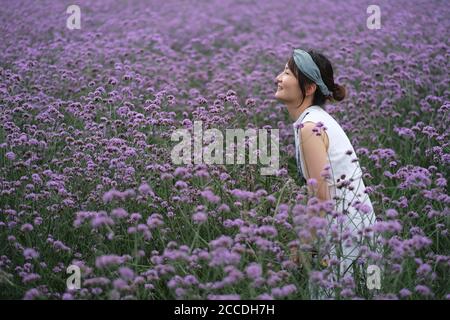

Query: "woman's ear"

xmin=306 ymin=83 xmax=317 ymax=97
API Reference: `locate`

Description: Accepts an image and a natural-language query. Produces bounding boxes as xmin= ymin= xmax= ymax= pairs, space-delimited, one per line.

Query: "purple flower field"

xmin=0 ymin=0 xmax=449 ymax=300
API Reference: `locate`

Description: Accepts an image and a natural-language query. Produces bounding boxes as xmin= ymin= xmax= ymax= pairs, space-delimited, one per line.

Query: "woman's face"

xmin=274 ymin=62 xmax=301 ymax=103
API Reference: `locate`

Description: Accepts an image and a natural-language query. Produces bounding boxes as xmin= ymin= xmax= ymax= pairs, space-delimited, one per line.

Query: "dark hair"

xmin=287 ymin=49 xmax=346 ymax=107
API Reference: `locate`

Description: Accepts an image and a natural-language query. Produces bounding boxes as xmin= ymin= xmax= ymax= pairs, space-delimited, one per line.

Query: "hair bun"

xmin=332 ymin=83 xmax=346 ymax=102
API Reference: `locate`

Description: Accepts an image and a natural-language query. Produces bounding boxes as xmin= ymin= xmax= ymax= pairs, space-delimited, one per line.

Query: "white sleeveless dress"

xmin=293 ymin=105 xmax=378 ymax=297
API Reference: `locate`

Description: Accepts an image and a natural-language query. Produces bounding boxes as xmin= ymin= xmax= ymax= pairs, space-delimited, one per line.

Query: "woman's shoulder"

xmin=303 ymin=105 xmax=341 ymax=126
xmin=301 ymin=105 xmax=328 ymax=124
xmin=298 ymin=109 xmax=329 ymax=150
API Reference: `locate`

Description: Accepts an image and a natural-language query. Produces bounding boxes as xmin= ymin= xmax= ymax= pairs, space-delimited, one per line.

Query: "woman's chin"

xmin=274 ymin=91 xmax=284 ymax=100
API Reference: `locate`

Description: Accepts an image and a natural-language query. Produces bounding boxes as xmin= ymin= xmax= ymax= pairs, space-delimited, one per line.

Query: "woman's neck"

xmin=286 ymin=100 xmax=314 ymax=122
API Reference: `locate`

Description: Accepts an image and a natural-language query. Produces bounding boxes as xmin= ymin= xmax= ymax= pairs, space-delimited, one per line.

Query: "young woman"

xmin=274 ymin=48 xmax=378 ymax=298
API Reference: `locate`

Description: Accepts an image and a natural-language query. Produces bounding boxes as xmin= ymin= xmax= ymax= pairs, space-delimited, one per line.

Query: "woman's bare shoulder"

xmin=300 ymin=121 xmax=329 ymax=152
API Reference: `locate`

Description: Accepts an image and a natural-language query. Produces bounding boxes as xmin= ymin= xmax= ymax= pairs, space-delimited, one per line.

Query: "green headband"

xmin=293 ymin=49 xmax=332 ymax=97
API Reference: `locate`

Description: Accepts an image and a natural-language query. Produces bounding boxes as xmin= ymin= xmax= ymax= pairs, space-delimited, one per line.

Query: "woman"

xmin=275 ymin=48 xmax=378 ymax=298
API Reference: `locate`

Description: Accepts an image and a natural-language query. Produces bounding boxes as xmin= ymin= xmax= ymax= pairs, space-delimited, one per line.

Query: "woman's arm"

xmin=288 ymin=122 xmax=333 ymax=267
xmin=290 ymin=122 xmax=332 ymax=266
xmin=299 ymin=122 xmax=331 ymax=203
